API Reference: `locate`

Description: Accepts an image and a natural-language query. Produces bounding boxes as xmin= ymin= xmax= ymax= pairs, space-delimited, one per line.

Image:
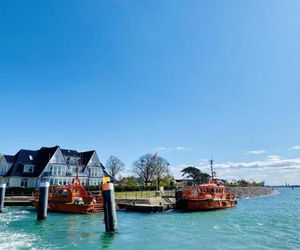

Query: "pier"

xmin=116 ymin=197 xmax=175 ymax=212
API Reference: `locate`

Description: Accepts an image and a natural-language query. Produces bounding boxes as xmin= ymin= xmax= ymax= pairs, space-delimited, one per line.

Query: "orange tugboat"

xmin=31 ymin=177 xmax=103 ymax=214
xmin=176 ymin=160 xmax=237 ymax=211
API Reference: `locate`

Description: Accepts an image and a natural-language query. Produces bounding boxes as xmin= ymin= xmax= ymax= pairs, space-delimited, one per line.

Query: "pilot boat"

xmin=176 ymin=160 xmax=237 ymax=211
xmin=31 ymin=177 xmax=103 ymax=214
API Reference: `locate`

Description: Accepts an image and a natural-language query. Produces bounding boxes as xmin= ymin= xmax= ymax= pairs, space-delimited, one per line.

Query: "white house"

xmin=0 ymin=146 xmax=106 ymax=188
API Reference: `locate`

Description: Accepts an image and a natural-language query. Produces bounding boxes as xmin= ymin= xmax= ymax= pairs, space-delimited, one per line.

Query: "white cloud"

xmin=288 ymin=145 xmax=300 ymax=150
xmin=171 ymin=155 xmax=300 ymax=185
xmin=153 ymin=146 xmax=171 ymax=152
xmin=171 ymin=156 xmax=300 ymax=185
xmin=245 ymin=149 xmax=266 ymax=155
xmin=175 ymin=146 xmax=192 ymax=151
xmin=215 ymin=155 xmax=300 ymax=170
xmin=266 ymin=155 xmax=281 ymax=162
xmin=153 ymin=146 xmax=192 ymax=152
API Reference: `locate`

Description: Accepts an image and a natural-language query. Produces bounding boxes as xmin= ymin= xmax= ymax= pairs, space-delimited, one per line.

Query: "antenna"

xmin=210 ymin=157 xmax=216 ymax=180
xmin=76 ymin=158 xmax=80 ymax=179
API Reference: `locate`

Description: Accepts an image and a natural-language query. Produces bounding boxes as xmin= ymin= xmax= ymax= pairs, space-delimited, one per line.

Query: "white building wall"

xmin=28 ymin=178 xmax=38 ymax=188
xmin=0 ymin=158 xmax=13 ymax=176
xmin=9 ymin=178 xmax=21 ymax=187
xmin=4 ymin=148 xmax=104 ymax=187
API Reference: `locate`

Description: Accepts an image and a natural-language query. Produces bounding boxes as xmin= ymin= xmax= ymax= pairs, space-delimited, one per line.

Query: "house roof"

xmin=61 ymin=149 xmax=79 ymax=157
xmin=5 ymin=149 xmax=39 ymax=177
xmin=79 ymin=151 xmax=95 ymax=167
xmin=4 ymin=146 xmax=106 ymax=179
xmin=3 ymin=155 xmax=15 ymax=163
xmin=34 ymin=146 xmax=60 ymax=177
xmin=5 ymin=146 xmax=59 ymax=178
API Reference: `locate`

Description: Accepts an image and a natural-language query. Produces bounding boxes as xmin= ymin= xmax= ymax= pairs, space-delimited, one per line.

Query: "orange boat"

xmin=31 ymin=178 xmax=103 ymax=214
xmin=176 ymin=160 xmax=237 ymax=211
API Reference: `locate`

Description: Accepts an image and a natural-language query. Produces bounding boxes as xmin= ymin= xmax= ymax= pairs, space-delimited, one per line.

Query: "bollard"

xmin=102 ymin=179 xmax=117 ymax=233
xmin=0 ymin=183 xmax=6 ymax=213
xmin=37 ymin=181 xmax=49 ymax=221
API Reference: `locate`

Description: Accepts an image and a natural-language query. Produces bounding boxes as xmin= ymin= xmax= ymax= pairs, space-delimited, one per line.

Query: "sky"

xmin=1 ymin=1 xmax=300 ymax=185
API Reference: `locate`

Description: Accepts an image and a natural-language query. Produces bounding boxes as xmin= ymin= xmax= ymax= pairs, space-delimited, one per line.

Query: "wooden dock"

xmin=4 ymin=196 xmax=32 ymax=206
xmin=3 ymin=195 xmax=176 ymax=213
xmin=116 ymin=197 xmax=175 ymax=212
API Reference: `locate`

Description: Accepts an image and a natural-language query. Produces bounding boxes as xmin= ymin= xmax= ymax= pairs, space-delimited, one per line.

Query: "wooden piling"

xmin=102 ymin=178 xmax=117 ymax=232
xmin=0 ymin=183 xmax=6 ymax=213
xmin=37 ymin=182 xmax=49 ymax=221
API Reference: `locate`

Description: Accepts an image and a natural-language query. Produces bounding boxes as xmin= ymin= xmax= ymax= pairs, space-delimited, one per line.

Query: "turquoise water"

xmin=0 ymin=188 xmax=299 ymax=250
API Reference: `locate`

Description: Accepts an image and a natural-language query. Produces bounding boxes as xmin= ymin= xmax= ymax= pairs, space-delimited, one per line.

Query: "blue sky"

xmin=1 ymin=1 xmax=300 ymax=185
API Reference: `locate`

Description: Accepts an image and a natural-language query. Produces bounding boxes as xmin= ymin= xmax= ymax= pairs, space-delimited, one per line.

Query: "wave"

xmin=237 ymin=189 xmax=280 ymax=200
xmin=0 ymin=231 xmax=39 ymax=250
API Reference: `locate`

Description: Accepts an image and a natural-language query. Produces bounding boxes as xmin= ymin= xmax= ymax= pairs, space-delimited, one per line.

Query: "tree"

xmin=119 ymin=176 xmax=139 ymax=187
xmin=237 ymin=179 xmax=248 ymax=187
xmin=153 ymin=156 xmax=169 ymax=188
xmin=181 ymin=166 xmax=210 ymax=184
xmin=106 ymin=156 xmax=125 ymax=180
xmin=159 ymin=175 xmax=175 ymax=187
xmin=133 ymin=154 xmax=156 ymax=186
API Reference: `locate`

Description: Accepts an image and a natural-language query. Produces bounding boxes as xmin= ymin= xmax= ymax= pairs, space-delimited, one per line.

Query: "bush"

xmin=114 ymin=185 xmax=175 ymax=192
xmin=5 ymin=187 xmax=36 ymax=196
xmin=84 ymin=185 xmax=102 ymax=192
xmin=4 ymin=184 xmax=176 ymax=196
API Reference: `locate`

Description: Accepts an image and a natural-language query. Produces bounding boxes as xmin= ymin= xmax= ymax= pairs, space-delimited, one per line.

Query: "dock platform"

xmin=116 ymin=197 xmax=175 ymax=212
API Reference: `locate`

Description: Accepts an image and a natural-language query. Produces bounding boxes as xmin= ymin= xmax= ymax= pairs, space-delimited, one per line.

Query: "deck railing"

xmin=115 ymin=189 xmax=175 ymax=199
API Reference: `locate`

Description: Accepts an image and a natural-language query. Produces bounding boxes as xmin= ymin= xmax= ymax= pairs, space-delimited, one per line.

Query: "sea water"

xmin=0 ymin=188 xmax=299 ymax=250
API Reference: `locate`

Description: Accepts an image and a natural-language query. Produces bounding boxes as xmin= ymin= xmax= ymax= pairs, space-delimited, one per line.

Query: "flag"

xmin=151 ymin=153 xmax=158 ymax=160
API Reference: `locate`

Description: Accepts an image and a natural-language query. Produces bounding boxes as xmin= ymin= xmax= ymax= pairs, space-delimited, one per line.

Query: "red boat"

xmin=176 ymin=160 xmax=237 ymax=211
xmin=31 ymin=178 xmax=103 ymax=214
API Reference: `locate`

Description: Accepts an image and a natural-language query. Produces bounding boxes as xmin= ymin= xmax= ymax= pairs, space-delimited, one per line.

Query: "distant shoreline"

xmin=228 ymin=186 xmax=277 ymax=199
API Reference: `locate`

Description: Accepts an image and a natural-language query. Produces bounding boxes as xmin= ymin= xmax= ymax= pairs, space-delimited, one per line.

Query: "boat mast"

xmin=210 ymin=158 xmax=216 ymax=180
xmin=76 ymin=158 xmax=80 ymax=180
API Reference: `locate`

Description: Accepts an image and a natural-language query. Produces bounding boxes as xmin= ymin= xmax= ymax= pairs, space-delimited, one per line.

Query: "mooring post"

xmin=0 ymin=183 xmax=6 ymax=213
xmin=102 ymin=177 xmax=117 ymax=233
xmin=37 ymin=181 xmax=49 ymax=221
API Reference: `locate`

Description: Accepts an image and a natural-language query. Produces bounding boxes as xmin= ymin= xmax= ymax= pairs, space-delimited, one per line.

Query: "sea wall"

xmin=227 ymin=187 xmax=275 ymax=199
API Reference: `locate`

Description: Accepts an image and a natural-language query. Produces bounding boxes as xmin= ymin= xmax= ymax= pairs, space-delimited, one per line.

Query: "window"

xmin=23 ymin=165 xmax=34 ymax=173
xmin=21 ymin=178 xmax=28 ymax=187
xmin=29 ymin=155 xmax=33 ymax=160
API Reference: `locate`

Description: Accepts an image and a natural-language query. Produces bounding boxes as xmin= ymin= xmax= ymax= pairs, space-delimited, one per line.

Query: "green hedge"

xmin=5 ymin=187 xmax=36 ymax=196
xmin=114 ymin=185 xmax=175 ymax=192
xmin=4 ymin=185 xmax=176 ymax=195
xmin=84 ymin=185 xmax=176 ymax=192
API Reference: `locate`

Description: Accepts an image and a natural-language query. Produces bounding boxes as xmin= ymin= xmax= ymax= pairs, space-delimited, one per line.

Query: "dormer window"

xmin=24 ymin=165 xmax=34 ymax=173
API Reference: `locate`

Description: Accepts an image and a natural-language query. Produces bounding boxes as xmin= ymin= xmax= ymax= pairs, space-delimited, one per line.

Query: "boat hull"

xmin=31 ymin=200 xmax=102 ymax=214
xmin=176 ymin=199 xmax=237 ymax=212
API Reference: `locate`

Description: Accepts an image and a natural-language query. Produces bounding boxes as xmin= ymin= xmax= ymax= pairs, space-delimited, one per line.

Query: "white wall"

xmin=0 ymin=158 xmax=12 ymax=176
xmin=9 ymin=178 xmax=21 ymax=187
xmin=28 ymin=178 xmax=38 ymax=188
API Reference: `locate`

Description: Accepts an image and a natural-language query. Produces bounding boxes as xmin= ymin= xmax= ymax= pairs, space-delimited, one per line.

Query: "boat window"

xmin=55 ymin=189 xmax=63 ymax=195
